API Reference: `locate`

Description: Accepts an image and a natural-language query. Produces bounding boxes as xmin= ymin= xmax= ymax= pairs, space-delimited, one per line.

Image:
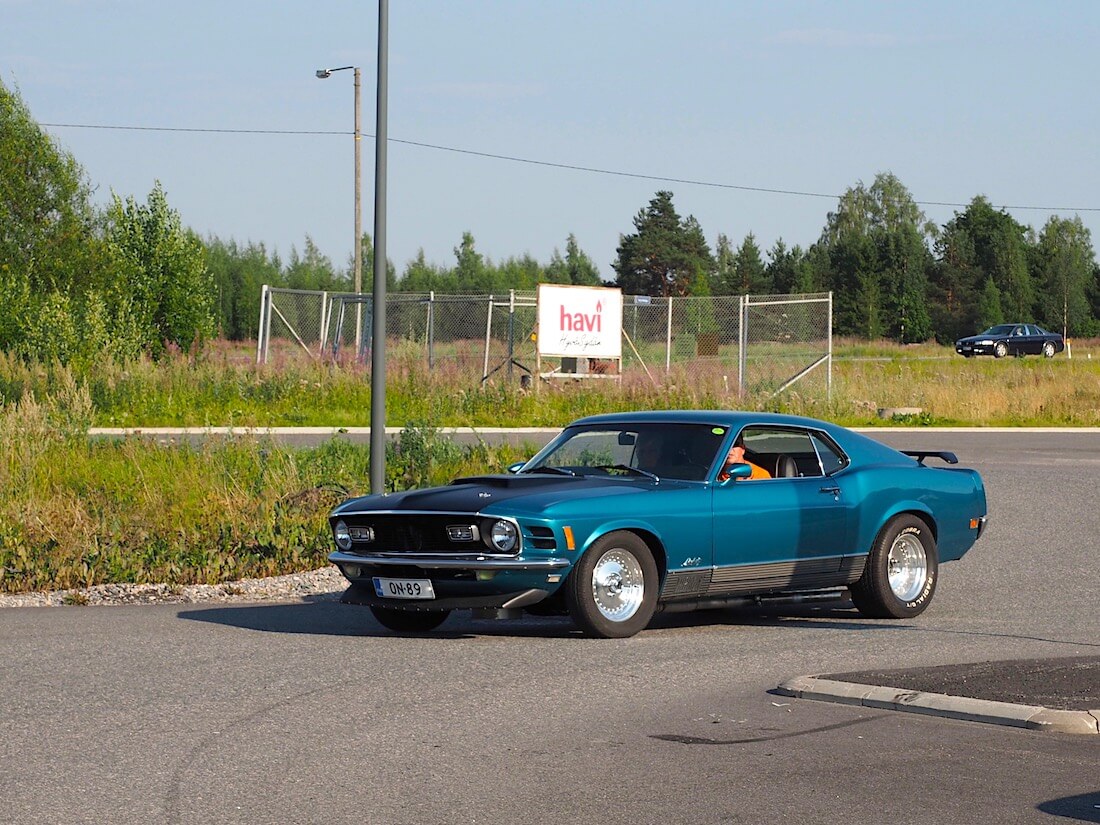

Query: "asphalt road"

xmin=3 ymin=431 xmax=1099 ymax=824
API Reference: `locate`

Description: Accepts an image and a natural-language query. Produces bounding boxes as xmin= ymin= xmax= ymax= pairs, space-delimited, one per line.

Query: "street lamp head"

xmin=316 ymin=65 xmax=355 ymax=80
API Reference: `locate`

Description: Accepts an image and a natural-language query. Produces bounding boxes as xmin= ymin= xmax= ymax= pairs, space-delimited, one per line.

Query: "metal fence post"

xmin=827 ymin=291 xmax=833 ymax=399
xmin=260 ymin=288 xmax=271 ymax=365
xmin=427 ymin=290 xmax=435 ymax=372
xmin=666 ymin=296 xmax=673 ymax=373
xmin=738 ymin=294 xmax=747 ymax=398
xmin=256 ymin=284 xmax=269 ymax=364
xmin=507 ymin=289 xmax=516 ymax=380
xmin=482 ymin=294 xmax=494 ymax=381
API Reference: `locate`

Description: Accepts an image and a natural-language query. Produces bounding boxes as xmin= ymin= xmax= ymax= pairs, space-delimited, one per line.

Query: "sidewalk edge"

xmin=776 ymin=676 xmax=1100 ymax=735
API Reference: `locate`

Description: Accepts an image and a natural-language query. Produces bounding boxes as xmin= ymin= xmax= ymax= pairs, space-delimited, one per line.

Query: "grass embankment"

xmin=2 ymin=339 xmax=1098 ymax=595
xmin=3 ymin=339 xmax=1099 ymax=428
xmin=0 ymin=381 xmax=529 ymax=594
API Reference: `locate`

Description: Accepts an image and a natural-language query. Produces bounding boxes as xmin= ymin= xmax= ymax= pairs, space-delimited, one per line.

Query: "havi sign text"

xmin=536 ymin=284 xmax=623 ymax=359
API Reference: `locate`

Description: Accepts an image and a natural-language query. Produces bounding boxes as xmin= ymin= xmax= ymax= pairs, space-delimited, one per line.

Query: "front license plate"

xmin=373 ymin=577 xmax=436 ymax=600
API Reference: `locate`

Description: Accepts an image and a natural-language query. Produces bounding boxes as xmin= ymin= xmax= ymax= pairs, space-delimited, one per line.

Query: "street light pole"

xmin=316 ymin=1 xmax=387 ymax=493
xmin=315 ymin=64 xmax=363 ymax=354
xmin=354 ymin=66 xmax=363 ymax=355
xmin=370 ymin=0 xmax=389 ymax=494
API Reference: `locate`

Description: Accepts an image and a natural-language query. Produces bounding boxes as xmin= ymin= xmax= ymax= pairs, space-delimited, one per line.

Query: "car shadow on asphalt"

xmin=177 ymin=599 xmax=582 ymax=638
xmin=1037 ymin=792 xmax=1100 ymax=823
xmin=175 ymin=597 xmax=895 ymax=639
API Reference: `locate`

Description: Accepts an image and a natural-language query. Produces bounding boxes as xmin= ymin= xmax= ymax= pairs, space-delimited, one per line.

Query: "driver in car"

xmin=717 ymin=438 xmax=771 ymax=481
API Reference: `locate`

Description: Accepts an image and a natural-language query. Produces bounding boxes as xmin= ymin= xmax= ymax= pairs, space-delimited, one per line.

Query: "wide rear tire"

xmin=566 ymin=531 xmax=658 ymax=638
xmin=1042 ymin=341 xmax=1056 ymax=358
xmin=851 ymin=515 xmax=938 ymax=619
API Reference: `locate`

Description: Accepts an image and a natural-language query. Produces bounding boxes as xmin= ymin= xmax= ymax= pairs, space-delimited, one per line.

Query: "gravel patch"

xmin=0 ymin=566 xmax=347 ymax=608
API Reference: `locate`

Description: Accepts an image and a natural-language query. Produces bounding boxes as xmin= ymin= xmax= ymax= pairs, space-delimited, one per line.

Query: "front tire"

xmin=370 ymin=606 xmax=451 ymax=632
xmin=1042 ymin=341 xmax=1056 ymax=358
xmin=993 ymin=341 xmax=1008 ymax=358
xmin=851 ymin=515 xmax=938 ymax=619
xmin=566 ymin=531 xmax=658 ymax=638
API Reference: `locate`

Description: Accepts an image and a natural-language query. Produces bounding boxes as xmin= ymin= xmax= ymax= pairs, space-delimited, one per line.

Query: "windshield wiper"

xmin=527 ymin=465 xmax=578 ymax=476
xmin=592 ymin=464 xmax=659 ymax=481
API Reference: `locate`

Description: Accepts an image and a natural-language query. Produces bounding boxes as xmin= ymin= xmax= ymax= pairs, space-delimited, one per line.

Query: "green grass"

xmin=4 ymin=339 xmax=1100 ymax=429
xmin=0 ymin=387 xmax=530 ymax=594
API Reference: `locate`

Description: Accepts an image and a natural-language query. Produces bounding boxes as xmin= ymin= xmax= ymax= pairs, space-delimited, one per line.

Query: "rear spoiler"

xmin=902 ymin=450 xmax=958 ymax=466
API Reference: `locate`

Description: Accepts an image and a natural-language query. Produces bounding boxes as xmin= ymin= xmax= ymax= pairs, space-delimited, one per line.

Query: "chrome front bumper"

xmin=328 ymin=550 xmax=570 ymax=571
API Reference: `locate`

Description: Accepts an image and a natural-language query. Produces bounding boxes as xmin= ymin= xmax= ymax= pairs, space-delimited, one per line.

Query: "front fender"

xmin=568 ymin=518 xmax=678 ymax=584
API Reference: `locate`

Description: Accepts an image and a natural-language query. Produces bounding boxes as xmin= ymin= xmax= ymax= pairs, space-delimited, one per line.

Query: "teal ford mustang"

xmin=329 ymin=411 xmax=987 ymax=638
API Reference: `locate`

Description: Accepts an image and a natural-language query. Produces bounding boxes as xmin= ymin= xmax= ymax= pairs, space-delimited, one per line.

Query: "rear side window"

xmin=811 ymin=432 xmax=848 ymax=475
xmin=739 ymin=427 xmax=821 ymax=478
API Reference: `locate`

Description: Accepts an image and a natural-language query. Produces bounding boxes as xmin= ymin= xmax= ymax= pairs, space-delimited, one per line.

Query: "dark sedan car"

xmin=955 ymin=324 xmax=1064 ymax=358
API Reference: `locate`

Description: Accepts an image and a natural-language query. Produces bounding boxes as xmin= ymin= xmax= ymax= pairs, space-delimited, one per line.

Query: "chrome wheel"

xmin=1043 ymin=342 xmax=1056 ymax=358
xmin=851 ymin=515 xmax=938 ymax=619
xmin=591 ymin=548 xmax=645 ymax=622
xmin=567 ymin=532 xmax=658 ymax=638
xmin=994 ymin=342 xmax=1008 ymax=358
xmin=887 ymin=532 xmax=927 ymax=602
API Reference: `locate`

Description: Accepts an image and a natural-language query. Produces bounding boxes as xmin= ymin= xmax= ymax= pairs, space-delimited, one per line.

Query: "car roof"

xmin=573 ymin=409 xmax=836 ymax=430
xmin=572 ymin=409 xmax=814 ymax=422
xmin=569 ymin=410 xmax=910 ymax=466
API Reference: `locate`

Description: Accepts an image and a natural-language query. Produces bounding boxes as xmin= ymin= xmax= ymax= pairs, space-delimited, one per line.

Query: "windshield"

xmin=524 ymin=423 xmax=729 ymax=481
xmin=980 ymin=325 xmax=1016 ymax=336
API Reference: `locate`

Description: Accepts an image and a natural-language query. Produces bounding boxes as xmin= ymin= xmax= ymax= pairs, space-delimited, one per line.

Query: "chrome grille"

xmin=336 ymin=513 xmax=519 ymax=555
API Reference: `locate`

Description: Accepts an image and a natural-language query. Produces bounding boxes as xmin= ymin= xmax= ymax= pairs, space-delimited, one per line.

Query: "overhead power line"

xmin=42 ymin=122 xmax=345 ymax=136
xmin=40 ymin=121 xmax=1100 ymax=214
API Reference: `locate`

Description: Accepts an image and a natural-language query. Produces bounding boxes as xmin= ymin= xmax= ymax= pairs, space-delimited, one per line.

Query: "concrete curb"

xmin=776 ymin=675 xmax=1100 ymax=735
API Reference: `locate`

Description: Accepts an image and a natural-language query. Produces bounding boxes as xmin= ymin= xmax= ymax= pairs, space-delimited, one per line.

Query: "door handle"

xmin=819 ymin=485 xmax=841 ymax=497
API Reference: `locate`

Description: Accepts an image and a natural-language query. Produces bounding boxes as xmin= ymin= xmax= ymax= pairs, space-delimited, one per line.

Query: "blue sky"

xmin=3 ymin=0 xmax=1098 ymax=280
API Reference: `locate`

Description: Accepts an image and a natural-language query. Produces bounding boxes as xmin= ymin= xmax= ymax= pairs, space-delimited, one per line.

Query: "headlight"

xmin=978 ymin=339 xmax=993 ymax=345
xmin=334 ymin=520 xmax=352 ymax=550
xmin=489 ymin=519 xmax=518 ymax=552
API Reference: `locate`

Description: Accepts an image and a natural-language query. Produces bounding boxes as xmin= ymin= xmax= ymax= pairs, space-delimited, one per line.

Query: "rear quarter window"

xmin=811 ymin=432 xmax=848 ymax=475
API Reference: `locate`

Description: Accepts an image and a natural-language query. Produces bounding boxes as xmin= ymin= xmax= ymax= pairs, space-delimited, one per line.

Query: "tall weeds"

xmin=0 ymin=394 xmax=529 ymax=594
xmin=3 ymin=341 xmax=1099 ymax=429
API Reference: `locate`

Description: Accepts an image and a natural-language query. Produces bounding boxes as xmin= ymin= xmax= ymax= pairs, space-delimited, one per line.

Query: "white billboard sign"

xmin=536 ymin=284 xmax=623 ymax=359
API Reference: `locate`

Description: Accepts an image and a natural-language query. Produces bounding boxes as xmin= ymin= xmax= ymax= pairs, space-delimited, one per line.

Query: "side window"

xmin=739 ymin=427 xmax=821 ymax=478
xmin=811 ymin=432 xmax=848 ymax=476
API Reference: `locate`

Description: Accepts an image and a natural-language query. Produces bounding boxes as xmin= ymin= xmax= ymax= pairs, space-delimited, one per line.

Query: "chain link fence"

xmin=257 ymin=286 xmax=831 ymax=396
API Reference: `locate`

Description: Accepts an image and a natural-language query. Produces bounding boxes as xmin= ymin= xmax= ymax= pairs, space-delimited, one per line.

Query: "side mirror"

xmin=717 ymin=463 xmax=753 ymax=485
xmin=507 ymin=461 xmax=526 ymax=474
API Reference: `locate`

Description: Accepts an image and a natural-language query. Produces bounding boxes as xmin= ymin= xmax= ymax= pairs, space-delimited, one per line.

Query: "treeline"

xmin=207 ymin=230 xmax=601 ymax=340
xmin=4 ymin=77 xmax=1100 ymax=373
xmin=210 ymin=178 xmax=1100 ymax=344
xmin=610 ymin=184 xmax=1100 ymax=342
